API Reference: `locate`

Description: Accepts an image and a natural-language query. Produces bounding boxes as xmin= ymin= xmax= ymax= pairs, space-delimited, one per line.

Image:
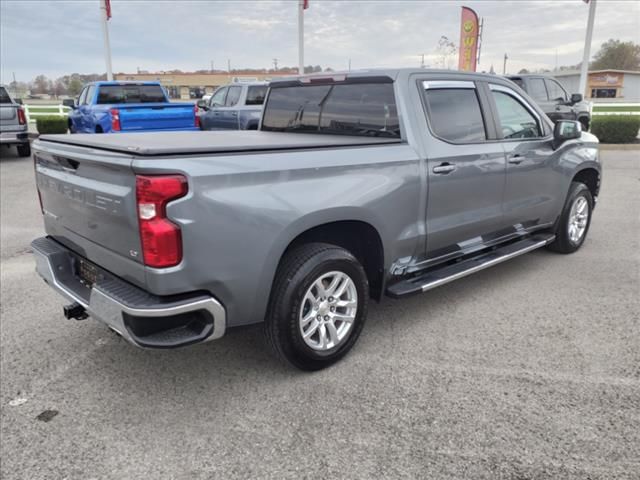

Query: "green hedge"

xmin=590 ymin=115 xmax=640 ymax=144
xmin=36 ymin=116 xmax=68 ymax=135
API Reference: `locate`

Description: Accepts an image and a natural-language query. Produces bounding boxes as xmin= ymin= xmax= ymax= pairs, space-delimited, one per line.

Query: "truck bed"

xmin=38 ymin=130 xmax=403 ymax=156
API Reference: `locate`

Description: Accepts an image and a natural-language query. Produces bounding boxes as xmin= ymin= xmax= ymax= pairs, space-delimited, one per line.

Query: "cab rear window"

xmin=262 ymin=82 xmax=400 ymax=138
xmin=96 ymin=85 xmax=167 ymax=104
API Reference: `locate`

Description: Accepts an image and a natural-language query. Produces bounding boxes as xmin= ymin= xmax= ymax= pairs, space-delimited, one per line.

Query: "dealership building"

xmin=113 ymin=72 xmax=292 ymax=99
xmin=551 ymin=69 xmax=640 ymax=102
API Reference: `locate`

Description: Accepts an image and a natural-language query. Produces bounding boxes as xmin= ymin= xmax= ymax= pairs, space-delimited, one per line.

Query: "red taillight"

xmin=17 ymin=107 xmax=26 ymax=125
xmin=136 ymin=175 xmax=188 ymax=268
xmin=110 ymin=108 xmax=121 ymax=131
xmin=194 ymin=104 xmax=200 ymax=129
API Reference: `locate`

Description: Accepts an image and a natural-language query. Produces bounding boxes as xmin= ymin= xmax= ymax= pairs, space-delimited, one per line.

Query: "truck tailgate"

xmin=0 ymin=105 xmax=18 ymax=125
xmin=33 ymin=140 xmax=144 ymax=282
xmin=118 ymin=103 xmax=195 ymax=131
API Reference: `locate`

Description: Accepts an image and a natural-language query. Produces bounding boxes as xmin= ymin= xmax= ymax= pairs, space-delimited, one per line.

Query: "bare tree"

xmin=436 ymin=36 xmax=457 ymax=69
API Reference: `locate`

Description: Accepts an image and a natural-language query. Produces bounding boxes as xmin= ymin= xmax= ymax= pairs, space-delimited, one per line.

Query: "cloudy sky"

xmin=1 ymin=0 xmax=638 ymax=83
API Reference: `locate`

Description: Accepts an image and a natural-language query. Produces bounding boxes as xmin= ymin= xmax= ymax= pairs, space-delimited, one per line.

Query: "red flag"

xmin=458 ymin=6 xmax=479 ymax=72
xmin=105 ymin=0 xmax=112 ymax=20
xmin=303 ymin=0 xmax=309 ymax=9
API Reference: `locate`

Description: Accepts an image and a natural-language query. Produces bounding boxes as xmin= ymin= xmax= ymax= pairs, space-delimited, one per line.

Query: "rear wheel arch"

xmin=275 ymin=220 xmax=385 ymax=301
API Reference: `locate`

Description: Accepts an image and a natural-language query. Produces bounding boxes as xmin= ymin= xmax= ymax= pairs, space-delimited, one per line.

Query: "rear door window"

xmin=246 ymin=86 xmax=267 ymax=105
xmin=545 ymin=79 xmax=567 ymax=102
xmin=422 ymin=85 xmax=486 ymax=143
xmin=225 ymin=86 xmax=242 ymax=107
xmin=528 ymin=78 xmax=548 ymax=101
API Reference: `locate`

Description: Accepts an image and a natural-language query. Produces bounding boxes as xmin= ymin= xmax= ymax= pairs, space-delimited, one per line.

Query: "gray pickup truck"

xmin=31 ymin=69 xmax=600 ymax=370
xmin=0 ymin=85 xmax=30 ymax=157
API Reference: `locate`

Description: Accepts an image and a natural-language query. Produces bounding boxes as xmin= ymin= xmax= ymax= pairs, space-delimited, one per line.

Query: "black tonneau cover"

xmin=38 ymin=130 xmax=402 ymax=156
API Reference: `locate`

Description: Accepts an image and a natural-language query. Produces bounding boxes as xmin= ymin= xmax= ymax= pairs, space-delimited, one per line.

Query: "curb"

xmin=599 ymin=143 xmax=640 ymax=151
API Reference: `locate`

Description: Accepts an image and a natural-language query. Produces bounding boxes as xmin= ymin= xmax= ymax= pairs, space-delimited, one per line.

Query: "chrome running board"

xmin=386 ymin=233 xmax=555 ymax=298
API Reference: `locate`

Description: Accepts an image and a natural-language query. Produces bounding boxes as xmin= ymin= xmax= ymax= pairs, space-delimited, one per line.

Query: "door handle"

xmin=508 ymin=154 xmax=524 ymax=165
xmin=231 ymin=111 xmax=238 ymax=117
xmin=433 ymin=163 xmax=456 ymax=174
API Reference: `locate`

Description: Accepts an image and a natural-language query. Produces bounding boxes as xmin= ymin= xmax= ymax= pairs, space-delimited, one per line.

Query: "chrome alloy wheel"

xmin=299 ymin=271 xmax=358 ymax=351
xmin=568 ymin=196 xmax=589 ymax=244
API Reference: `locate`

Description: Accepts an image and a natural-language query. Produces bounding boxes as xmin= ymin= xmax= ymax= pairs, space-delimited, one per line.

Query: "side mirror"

xmin=553 ymin=120 xmax=581 ymax=149
xmin=570 ymin=93 xmax=583 ymax=105
xmin=196 ymin=99 xmax=208 ymax=110
xmin=62 ymin=98 xmax=76 ymax=109
xmin=14 ymin=98 xmax=23 ymax=105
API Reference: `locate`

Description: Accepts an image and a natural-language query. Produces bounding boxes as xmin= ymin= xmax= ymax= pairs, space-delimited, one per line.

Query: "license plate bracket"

xmin=76 ymin=258 xmax=99 ymax=288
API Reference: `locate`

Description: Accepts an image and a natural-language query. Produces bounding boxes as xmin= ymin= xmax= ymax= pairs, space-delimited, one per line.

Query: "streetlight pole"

xmin=579 ymin=0 xmax=597 ymax=97
xmin=298 ymin=0 xmax=305 ymax=74
xmin=503 ymin=53 xmax=508 ymax=75
xmin=100 ymin=0 xmax=113 ymax=81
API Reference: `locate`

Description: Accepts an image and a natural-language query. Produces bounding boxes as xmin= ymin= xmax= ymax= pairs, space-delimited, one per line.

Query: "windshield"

xmin=261 ymin=82 xmax=400 ymax=138
xmin=96 ymin=85 xmax=167 ymax=104
xmin=0 ymin=87 xmax=11 ymax=104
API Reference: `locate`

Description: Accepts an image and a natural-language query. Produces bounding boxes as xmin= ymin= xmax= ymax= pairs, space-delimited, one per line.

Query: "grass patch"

xmin=592 ymin=105 xmax=640 ymax=113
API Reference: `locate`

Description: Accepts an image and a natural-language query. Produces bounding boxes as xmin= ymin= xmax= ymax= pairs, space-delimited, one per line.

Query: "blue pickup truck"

xmin=65 ymin=82 xmax=198 ymax=134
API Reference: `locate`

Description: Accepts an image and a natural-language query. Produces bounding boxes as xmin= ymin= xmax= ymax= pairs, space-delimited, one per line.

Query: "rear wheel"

xmin=547 ymin=182 xmax=593 ymax=253
xmin=264 ymin=243 xmax=369 ymax=371
xmin=16 ymin=143 xmax=31 ymax=157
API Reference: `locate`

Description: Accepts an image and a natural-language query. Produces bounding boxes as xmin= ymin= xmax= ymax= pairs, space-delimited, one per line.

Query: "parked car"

xmin=31 ymin=69 xmax=600 ymax=370
xmin=63 ymin=81 xmax=199 ymax=134
xmin=197 ymin=81 xmax=268 ymax=130
xmin=0 ymin=84 xmax=30 ymax=157
xmin=506 ymin=74 xmax=591 ymax=130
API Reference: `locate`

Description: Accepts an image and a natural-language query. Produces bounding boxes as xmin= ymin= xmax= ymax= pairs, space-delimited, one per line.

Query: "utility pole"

xmin=228 ymin=59 xmax=231 ymax=75
xmin=298 ymin=0 xmax=305 ymax=74
xmin=419 ymin=54 xmax=425 ymax=68
xmin=348 ymin=58 xmax=351 ymax=71
xmin=579 ymin=0 xmax=597 ymax=97
xmin=99 ymin=0 xmax=113 ymax=81
xmin=210 ymin=60 xmax=214 ymax=73
xmin=503 ymin=53 xmax=508 ymax=74
xmin=273 ymin=58 xmax=279 ymax=71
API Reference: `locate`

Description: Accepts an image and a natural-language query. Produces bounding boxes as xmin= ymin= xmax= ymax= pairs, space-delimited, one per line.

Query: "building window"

xmin=591 ymin=88 xmax=617 ymax=98
xmin=165 ymin=86 xmax=180 ymax=99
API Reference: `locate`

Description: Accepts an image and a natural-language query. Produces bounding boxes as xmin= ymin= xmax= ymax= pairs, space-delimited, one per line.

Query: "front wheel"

xmin=264 ymin=243 xmax=369 ymax=371
xmin=547 ymin=182 xmax=593 ymax=254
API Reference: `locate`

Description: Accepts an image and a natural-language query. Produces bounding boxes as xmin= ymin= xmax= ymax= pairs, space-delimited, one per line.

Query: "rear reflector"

xmin=136 ymin=175 xmax=188 ymax=268
xmin=110 ymin=108 xmax=121 ymax=131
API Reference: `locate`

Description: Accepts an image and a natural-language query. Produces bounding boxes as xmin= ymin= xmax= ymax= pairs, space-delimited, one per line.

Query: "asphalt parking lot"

xmin=1 ymin=146 xmax=639 ymax=479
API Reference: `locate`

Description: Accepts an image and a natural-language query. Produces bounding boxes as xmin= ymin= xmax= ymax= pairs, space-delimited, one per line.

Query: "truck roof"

xmin=85 ymin=81 xmax=165 ymax=87
xmin=269 ymin=68 xmax=515 ymax=86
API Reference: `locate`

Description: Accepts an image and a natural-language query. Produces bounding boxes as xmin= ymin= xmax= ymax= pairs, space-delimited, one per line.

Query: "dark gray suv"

xmin=507 ymin=74 xmax=591 ymax=131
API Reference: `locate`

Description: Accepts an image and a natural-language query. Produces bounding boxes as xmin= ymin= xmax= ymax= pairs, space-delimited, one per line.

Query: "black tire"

xmin=547 ymin=182 xmax=593 ymax=254
xmin=69 ymin=121 xmax=76 ymax=134
xmin=264 ymin=243 xmax=369 ymax=371
xmin=16 ymin=143 xmax=31 ymax=158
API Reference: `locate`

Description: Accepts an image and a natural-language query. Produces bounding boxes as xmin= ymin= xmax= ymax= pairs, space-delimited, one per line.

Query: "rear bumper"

xmin=31 ymin=237 xmax=226 ymax=348
xmin=0 ymin=131 xmax=29 ymax=144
